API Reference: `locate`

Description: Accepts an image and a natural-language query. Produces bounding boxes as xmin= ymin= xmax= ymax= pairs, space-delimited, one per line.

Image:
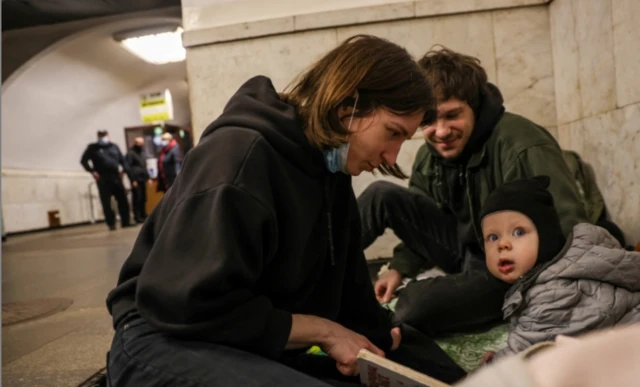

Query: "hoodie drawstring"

xmin=324 ymin=178 xmax=336 ymax=266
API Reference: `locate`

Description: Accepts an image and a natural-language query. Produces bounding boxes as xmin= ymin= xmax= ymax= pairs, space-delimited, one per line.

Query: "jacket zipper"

xmin=435 ymin=164 xmax=445 ymax=207
xmin=465 ymin=170 xmax=483 ymax=247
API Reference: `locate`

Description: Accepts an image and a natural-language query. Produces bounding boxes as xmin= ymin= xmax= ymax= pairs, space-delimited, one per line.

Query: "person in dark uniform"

xmin=126 ymin=136 xmax=150 ymax=223
xmin=81 ymin=130 xmax=133 ymax=230
xmin=156 ymin=132 xmax=183 ymax=192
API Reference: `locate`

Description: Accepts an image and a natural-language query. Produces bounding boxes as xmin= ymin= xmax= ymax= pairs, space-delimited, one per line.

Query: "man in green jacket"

xmin=358 ymin=47 xmax=588 ymax=336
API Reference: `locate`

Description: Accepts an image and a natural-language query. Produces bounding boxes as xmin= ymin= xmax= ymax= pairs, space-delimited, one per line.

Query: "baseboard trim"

xmin=4 ymin=220 xmax=106 ymax=238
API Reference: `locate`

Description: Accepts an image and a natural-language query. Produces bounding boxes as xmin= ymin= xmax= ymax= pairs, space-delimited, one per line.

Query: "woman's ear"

xmin=337 ymin=105 xmax=353 ymax=121
xmin=337 ymin=92 xmax=359 ymax=119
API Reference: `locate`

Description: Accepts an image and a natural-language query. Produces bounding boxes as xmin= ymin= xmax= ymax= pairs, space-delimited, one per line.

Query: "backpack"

xmin=562 ymin=150 xmax=606 ymax=225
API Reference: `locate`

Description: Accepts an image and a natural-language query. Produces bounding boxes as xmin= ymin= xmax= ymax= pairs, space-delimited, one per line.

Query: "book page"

xmin=357 ymin=349 xmax=451 ymax=387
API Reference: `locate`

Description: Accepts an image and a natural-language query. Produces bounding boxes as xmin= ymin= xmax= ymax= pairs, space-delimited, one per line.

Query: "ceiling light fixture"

xmin=114 ymin=25 xmax=186 ymax=65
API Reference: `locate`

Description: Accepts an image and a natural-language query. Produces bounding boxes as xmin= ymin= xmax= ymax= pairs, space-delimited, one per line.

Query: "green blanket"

xmin=435 ymin=324 xmax=509 ymax=371
xmin=386 ymin=298 xmax=509 ymax=372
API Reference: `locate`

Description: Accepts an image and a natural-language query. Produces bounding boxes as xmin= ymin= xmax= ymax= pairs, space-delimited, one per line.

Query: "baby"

xmin=479 ymin=175 xmax=640 ymax=360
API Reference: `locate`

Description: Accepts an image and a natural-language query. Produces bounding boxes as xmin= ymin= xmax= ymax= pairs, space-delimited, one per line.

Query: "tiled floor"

xmin=364 ymin=228 xmax=399 ymax=261
xmin=0 ymin=223 xmax=398 ymax=386
xmin=2 ymin=224 xmax=139 ymax=386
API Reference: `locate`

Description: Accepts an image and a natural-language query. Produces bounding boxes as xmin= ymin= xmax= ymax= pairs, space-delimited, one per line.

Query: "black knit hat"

xmin=479 ymin=176 xmax=566 ymax=264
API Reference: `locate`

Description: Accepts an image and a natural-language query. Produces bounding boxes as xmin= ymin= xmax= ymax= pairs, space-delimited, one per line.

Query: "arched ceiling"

xmin=4 ymin=16 xmax=187 ymax=94
xmin=2 ymin=0 xmax=181 ymax=31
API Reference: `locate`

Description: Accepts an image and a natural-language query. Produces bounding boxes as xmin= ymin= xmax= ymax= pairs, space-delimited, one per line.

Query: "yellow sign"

xmin=140 ymin=90 xmax=174 ymax=124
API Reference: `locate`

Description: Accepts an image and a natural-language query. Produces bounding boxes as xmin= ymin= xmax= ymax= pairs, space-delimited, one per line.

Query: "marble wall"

xmin=186 ymin=6 xmax=556 ymax=197
xmin=184 ymin=4 xmax=557 ymax=258
xmin=2 ymin=170 xmax=102 ymax=233
xmin=181 ymin=0 xmax=549 ymax=32
xmin=551 ymin=0 xmax=640 ymax=244
xmin=183 ymin=0 xmax=639 ymax=253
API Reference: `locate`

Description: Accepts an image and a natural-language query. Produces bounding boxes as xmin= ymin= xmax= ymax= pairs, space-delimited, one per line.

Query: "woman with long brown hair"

xmin=105 ymin=35 xmax=465 ymax=386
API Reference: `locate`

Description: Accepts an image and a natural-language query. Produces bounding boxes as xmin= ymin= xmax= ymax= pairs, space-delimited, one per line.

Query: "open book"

xmin=357 ymin=349 xmax=451 ymax=387
xmin=356 ymin=341 xmax=557 ymax=386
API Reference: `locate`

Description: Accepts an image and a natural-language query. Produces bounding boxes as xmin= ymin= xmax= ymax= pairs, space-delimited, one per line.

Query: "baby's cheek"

xmin=484 ymin=248 xmax=497 ymax=263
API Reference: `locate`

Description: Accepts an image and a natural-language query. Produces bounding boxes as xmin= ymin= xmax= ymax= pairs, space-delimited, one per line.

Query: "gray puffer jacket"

xmin=496 ymin=223 xmax=640 ymax=358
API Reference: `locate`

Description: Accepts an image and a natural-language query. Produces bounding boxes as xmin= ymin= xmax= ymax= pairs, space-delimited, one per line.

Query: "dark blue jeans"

xmin=107 ymin=314 xmax=347 ymax=387
xmin=107 ymin=315 xmax=465 ymax=386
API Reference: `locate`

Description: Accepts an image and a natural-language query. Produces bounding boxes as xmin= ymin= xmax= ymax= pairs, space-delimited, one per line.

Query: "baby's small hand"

xmin=390 ymin=327 xmax=402 ymax=351
xmin=479 ymin=351 xmax=495 ymax=366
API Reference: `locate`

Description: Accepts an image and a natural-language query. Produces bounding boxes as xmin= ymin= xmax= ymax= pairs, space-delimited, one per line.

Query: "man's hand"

xmin=132 ymin=181 xmax=138 ymax=188
xmin=374 ymin=269 xmax=403 ymax=303
xmin=390 ymin=327 xmax=402 ymax=351
xmin=92 ymin=172 xmax=100 ymax=181
xmin=321 ymin=322 xmax=385 ymax=377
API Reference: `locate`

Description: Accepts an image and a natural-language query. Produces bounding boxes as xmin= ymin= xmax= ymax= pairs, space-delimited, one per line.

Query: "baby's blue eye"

xmin=487 ymin=234 xmax=498 ymax=242
xmin=514 ymin=228 xmax=525 ymax=237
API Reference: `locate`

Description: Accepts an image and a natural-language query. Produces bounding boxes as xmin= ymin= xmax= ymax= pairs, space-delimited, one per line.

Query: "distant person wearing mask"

xmin=81 ymin=130 xmax=133 ymax=230
xmin=157 ymin=132 xmax=182 ymax=192
xmin=126 ymin=136 xmax=150 ymax=223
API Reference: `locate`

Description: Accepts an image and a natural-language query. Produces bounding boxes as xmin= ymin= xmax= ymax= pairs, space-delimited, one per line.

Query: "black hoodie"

xmin=428 ymin=84 xmax=505 ymax=259
xmin=106 ymin=76 xmax=392 ymax=359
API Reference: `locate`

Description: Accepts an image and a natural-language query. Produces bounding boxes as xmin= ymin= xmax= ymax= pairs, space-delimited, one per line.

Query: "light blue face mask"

xmin=324 ymin=94 xmax=358 ymax=174
xmin=98 ymin=137 xmax=109 ymax=145
xmin=324 ymin=143 xmax=350 ymax=174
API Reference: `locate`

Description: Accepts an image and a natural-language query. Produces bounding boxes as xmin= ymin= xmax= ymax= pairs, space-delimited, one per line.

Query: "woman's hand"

xmin=321 ymin=321 xmax=386 ymax=376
